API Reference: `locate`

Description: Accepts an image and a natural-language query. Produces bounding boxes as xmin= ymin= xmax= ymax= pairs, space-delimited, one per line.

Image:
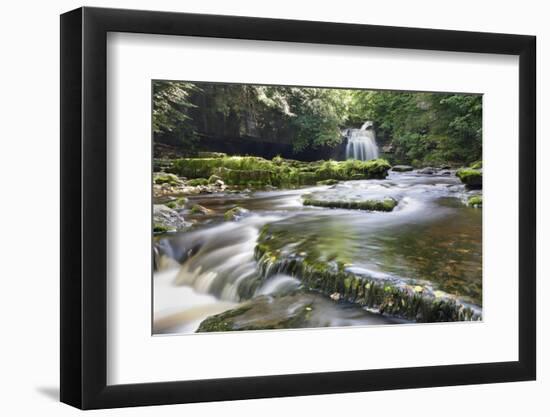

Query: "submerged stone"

xmin=190 ymin=204 xmax=212 ymax=215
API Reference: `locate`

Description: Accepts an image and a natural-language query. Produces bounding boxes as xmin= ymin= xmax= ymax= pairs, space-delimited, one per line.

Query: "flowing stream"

xmin=154 ymin=170 xmax=481 ymax=334
xmin=345 ymin=121 xmax=379 ymax=161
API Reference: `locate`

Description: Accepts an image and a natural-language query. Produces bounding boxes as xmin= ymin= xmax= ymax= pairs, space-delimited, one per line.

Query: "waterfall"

xmin=345 ymin=121 xmax=379 ymax=161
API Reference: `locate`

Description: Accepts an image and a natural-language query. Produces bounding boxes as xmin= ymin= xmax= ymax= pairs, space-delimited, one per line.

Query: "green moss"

xmin=190 ymin=204 xmax=211 ymax=215
xmin=224 ymin=206 xmax=249 ymax=221
xmin=153 ymin=173 xmax=182 ymax=186
xmin=168 ymin=156 xmax=392 ymax=187
xmin=303 ymin=197 xmax=398 ymax=212
xmin=196 ymin=305 xmax=254 ymax=332
xmin=153 ymin=224 xmax=171 ymax=234
xmin=469 ymin=161 xmax=483 ymax=169
xmin=207 ymin=175 xmax=222 ymax=184
xmin=456 ymin=168 xmax=482 ymax=189
xmin=165 ymin=197 xmax=187 ymax=209
xmin=468 ymin=195 xmax=482 ymax=207
xmin=186 ymin=178 xmax=209 ymax=186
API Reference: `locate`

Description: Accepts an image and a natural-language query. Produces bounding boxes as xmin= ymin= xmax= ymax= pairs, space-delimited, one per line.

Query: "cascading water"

xmin=345 ymin=121 xmax=379 ymax=161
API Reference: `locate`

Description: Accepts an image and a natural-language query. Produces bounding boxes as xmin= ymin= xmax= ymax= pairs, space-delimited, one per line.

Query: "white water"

xmin=345 ymin=121 xmax=379 ymax=161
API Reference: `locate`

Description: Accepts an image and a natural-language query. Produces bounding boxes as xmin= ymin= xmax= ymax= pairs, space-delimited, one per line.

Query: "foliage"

xmin=152 ymin=81 xmax=199 ymax=146
xmin=153 ymin=81 xmax=482 ymax=165
xmin=350 ymin=91 xmax=482 ymax=165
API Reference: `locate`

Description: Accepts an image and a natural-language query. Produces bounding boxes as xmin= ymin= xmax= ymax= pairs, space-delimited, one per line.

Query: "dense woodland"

xmin=153 ymin=81 xmax=482 ymax=166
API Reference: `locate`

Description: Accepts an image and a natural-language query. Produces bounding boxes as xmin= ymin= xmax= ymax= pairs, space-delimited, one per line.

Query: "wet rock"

xmin=190 ymin=204 xmax=212 ymax=215
xmin=165 ymin=197 xmax=188 ymax=210
xmin=196 ymin=292 xmax=398 ymax=332
xmin=224 ymin=206 xmax=250 ymax=221
xmin=153 ymin=204 xmax=189 ymax=233
xmin=417 ymin=167 xmax=435 ymax=175
xmin=467 ymin=195 xmax=482 ymax=208
xmin=303 ymin=196 xmax=398 ymax=212
xmin=196 ymin=294 xmax=314 ymax=332
xmin=456 ymin=168 xmax=482 ymax=189
xmin=392 ymin=165 xmax=414 ymax=172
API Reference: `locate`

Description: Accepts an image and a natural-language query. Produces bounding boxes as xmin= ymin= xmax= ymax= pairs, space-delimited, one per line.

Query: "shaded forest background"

xmin=153 ymin=81 xmax=482 ymax=166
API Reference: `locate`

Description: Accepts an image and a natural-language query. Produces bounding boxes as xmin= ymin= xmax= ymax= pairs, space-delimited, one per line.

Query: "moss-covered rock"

xmin=224 ymin=206 xmax=250 ymax=221
xmin=165 ymin=197 xmax=188 ymax=209
xmin=190 ymin=204 xmax=212 ymax=215
xmin=196 ymin=292 xmax=397 ymax=332
xmin=196 ymin=295 xmax=313 ymax=332
xmin=153 ymin=204 xmax=189 ymax=233
xmin=153 ymin=224 xmax=171 ymax=234
xmin=167 ymin=156 xmax=392 ymax=187
xmin=153 ymin=172 xmax=183 ymax=186
xmin=186 ymin=178 xmax=209 ymax=187
xmin=456 ymin=168 xmax=482 ymax=189
xmin=303 ymin=196 xmax=398 ymax=212
xmin=469 ymin=161 xmax=482 ymax=170
xmin=467 ymin=195 xmax=482 ymax=208
xmin=207 ymin=174 xmax=223 ymax=184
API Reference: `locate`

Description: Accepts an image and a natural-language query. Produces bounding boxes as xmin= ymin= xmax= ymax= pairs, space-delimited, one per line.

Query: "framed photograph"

xmin=60 ymin=6 xmax=536 ymax=409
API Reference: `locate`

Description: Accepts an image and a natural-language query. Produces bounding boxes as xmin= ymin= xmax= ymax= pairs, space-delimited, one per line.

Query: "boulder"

xmin=153 ymin=204 xmax=189 ymax=233
xmin=153 ymin=172 xmax=183 ymax=186
xmin=224 ymin=206 xmax=250 ymax=221
xmin=467 ymin=195 xmax=482 ymax=208
xmin=456 ymin=168 xmax=482 ymax=189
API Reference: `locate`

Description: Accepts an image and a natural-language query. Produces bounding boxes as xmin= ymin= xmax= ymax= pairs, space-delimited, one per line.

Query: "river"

xmin=153 ymin=170 xmax=482 ymax=334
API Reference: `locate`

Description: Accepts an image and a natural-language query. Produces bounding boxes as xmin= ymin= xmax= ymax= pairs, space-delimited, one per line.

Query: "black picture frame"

xmin=60 ymin=6 xmax=536 ymax=410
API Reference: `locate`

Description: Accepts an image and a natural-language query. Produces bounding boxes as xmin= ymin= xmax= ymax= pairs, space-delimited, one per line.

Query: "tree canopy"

xmin=153 ymin=81 xmax=482 ymax=165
